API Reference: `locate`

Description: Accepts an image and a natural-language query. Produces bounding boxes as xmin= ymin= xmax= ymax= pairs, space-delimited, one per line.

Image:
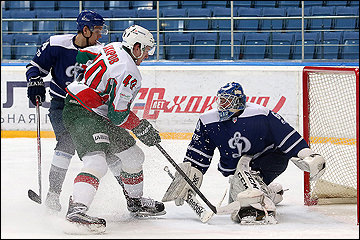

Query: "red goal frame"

xmin=302 ymin=66 xmax=359 ymax=225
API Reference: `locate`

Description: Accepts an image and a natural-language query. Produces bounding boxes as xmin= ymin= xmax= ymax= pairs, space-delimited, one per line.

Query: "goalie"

xmin=163 ymin=82 xmax=325 ymax=225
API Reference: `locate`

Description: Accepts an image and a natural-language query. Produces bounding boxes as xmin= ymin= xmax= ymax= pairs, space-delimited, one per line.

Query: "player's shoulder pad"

xmin=49 ymin=34 xmax=78 ymax=50
xmin=199 ymin=109 xmax=220 ymax=125
xmin=239 ymin=102 xmax=270 ymax=118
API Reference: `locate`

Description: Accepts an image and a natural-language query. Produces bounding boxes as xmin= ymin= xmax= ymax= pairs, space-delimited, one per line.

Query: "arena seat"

xmin=161 ymin=8 xmax=187 ymax=31
xmin=132 ymin=1 xmax=155 ymax=10
xmin=61 ymin=10 xmax=80 ymax=33
xmin=205 ymin=1 xmax=230 ymax=8
xmin=31 ymin=1 xmax=56 ymax=11
xmin=109 ymin=1 xmax=130 ymax=10
xmin=233 ymin=1 xmax=254 ymax=8
xmin=136 ymin=9 xmax=158 ymax=31
xmin=334 ymin=6 xmax=359 ymax=30
xmin=14 ymin=34 xmax=39 ymax=60
xmin=82 ymin=1 xmax=106 ymax=11
xmin=261 ymin=7 xmax=286 ymax=31
xmin=9 ymin=11 xmax=36 ymax=33
xmin=165 ymin=33 xmax=192 ymax=59
xmin=253 ymin=1 xmax=278 ymax=8
xmin=35 ymin=10 xmax=62 ymax=33
xmin=212 ymin=7 xmax=232 ymax=30
xmin=242 ymin=32 xmax=270 ymax=59
xmin=111 ymin=9 xmax=137 ymax=32
xmin=309 ymin=6 xmax=336 ymax=30
xmin=158 ymin=1 xmax=180 ymax=9
xmin=293 ymin=32 xmax=320 ymax=59
xmin=269 ymin=32 xmax=294 ymax=59
xmin=218 ymin=32 xmax=243 ymax=60
xmin=180 ymin=1 xmax=204 ymax=9
xmin=186 ymin=8 xmax=213 ymax=30
xmin=341 ymin=31 xmax=359 ymax=59
xmin=192 ymin=32 xmax=218 ymax=59
xmin=2 ymin=34 xmax=14 ymax=59
xmin=277 ymin=1 xmax=301 ymax=8
xmin=284 ymin=7 xmax=311 ymax=30
xmin=235 ymin=7 xmax=262 ymax=31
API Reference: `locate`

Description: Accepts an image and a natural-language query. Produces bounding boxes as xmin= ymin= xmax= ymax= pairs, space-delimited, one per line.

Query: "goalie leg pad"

xmin=228 ymin=155 xmax=263 ymax=204
xmin=229 ymin=155 xmax=277 ymax=224
xmin=162 ymin=162 xmax=203 ymax=202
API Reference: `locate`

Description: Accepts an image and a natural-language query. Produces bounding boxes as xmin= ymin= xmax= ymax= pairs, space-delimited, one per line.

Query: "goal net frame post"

xmin=302 ymin=66 xmax=359 ymax=225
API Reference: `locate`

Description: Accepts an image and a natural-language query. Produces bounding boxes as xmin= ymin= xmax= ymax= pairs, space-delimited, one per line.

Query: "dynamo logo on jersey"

xmin=228 ymin=131 xmax=251 ymax=158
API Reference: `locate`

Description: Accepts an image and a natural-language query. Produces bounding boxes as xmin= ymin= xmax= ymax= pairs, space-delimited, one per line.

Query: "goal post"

xmin=302 ymin=66 xmax=359 ymax=225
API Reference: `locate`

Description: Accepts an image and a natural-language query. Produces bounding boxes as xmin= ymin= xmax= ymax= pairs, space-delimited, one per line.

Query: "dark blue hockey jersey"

xmin=25 ymin=34 xmax=102 ymax=100
xmin=184 ymin=102 xmax=309 ymax=177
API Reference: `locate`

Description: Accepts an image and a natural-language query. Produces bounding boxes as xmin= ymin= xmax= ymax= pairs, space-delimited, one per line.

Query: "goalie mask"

xmin=122 ymin=25 xmax=156 ymax=59
xmin=216 ymin=82 xmax=246 ymax=121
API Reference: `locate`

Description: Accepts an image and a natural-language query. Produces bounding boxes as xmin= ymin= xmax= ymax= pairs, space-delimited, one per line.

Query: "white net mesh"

xmin=306 ymin=69 xmax=358 ymax=203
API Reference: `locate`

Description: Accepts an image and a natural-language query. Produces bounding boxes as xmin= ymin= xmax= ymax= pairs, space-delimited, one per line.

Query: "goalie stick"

xmin=156 ymin=143 xmax=241 ymax=217
xmin=28 ymin=97 xmax=42 ymax=204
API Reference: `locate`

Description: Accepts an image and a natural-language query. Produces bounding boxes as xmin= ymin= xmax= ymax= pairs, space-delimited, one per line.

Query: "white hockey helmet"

xmin=122 ymin=25 xmax=155 ymax=58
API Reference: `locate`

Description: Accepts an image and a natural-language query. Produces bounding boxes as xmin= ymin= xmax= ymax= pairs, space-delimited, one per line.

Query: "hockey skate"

xmin=232 ymin=206 xmax=277 ymax=225
xmin=45 ymin=191 xmax=61 ymax=212
xmin=65 ymin=196 xmax=106 ymax=233
xmin=126 ymin=196 xmax=166 ymax=217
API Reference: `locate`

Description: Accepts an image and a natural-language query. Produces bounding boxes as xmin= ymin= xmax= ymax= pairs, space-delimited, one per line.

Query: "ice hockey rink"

xmin=1 ymin=137 xmax=358 ymax=238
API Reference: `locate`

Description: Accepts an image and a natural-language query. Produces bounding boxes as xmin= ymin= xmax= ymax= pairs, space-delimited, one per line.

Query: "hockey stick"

xmin=155 ymin=143 xmax=233 ymax=215
xmin=28 ymin=96 xmax=42 ymax=204
xmin=155 ymin=143 xmax=217 ymax=214
xmin=157 ymin=144 xmax=241 ymax=216
xmin=163 ymin=166 xmax=219 ymax=223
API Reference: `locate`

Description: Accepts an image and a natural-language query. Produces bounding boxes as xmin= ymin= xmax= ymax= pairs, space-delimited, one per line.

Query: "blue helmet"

xmin=216 ymin=82 xmax=246 ymax=121
xmin=76 ymin=10 xmax=107 ymax=34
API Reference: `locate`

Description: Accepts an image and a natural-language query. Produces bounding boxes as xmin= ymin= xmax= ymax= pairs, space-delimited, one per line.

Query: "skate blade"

xmin=240 ymin=215 xmax=277 ymax=225
xmin=130 ymin=210 xmax=166 ymax=218
xmin=63 ymin=221 xmax=106 ymax=234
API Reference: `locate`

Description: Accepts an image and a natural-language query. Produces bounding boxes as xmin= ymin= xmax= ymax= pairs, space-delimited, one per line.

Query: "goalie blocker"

xmin=162 ymin=162 xmax=203 ymax=203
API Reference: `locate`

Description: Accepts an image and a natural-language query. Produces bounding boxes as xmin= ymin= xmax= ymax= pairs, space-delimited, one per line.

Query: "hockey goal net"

xmin=302 ymin=66 xmax=359 ymax=223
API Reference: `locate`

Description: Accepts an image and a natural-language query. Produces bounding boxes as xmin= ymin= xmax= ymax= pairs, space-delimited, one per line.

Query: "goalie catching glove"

xmin=291 ymin=148 xmax=326 ymax=181
xmin=132 ymin=119 xmax=161 ymax=147
xmin=162 ymin=162 xmax=203 ymax=206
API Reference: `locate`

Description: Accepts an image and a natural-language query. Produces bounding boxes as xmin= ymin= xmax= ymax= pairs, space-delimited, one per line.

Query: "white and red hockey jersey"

xmin=65 ymin=42 xmax=142 ymax=128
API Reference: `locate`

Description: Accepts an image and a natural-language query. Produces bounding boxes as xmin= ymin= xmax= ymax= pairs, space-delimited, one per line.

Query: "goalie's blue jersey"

xmin=184 ymin=102 xmax=309 ymax=177
xmin=25 ymin=34 xmax=102 ymax=100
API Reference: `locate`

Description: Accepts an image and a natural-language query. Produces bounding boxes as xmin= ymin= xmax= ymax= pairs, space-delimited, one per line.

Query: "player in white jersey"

xmin=162 ymin=82 xmax=326 ymax=225
xmin=62 ymin=25 xmax=165 ymax=233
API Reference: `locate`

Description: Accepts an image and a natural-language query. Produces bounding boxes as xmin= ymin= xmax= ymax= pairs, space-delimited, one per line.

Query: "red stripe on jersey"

xmin=74 ymin=173 xmax=99 ymax=190
xmin=119 ymin=111 xmax=141 ymax=130
xmin=120 ymin=174 xmax=144 ymax=185
xmin=79 ymin=49 xmax=98 ymax=55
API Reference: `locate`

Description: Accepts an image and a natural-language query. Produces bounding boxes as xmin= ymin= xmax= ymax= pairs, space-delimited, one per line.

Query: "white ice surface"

xmin=1 ymin=138 xmax=358 ymax=238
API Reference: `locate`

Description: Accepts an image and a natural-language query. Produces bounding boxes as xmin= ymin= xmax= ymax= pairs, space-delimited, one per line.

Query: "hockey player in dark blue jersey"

xmin=25 ymin=10 xmax=108 ymax=212
xmin=163 ymin=82 xmax=326 ymax=225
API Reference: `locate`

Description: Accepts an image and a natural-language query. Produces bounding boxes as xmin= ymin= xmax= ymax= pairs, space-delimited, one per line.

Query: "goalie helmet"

xmin=122 ymin=25 xmax=156 ymax=58
xmin=77 ymin=10 xmax=108 ymax=35
xmin=216 ymin=82 xmax=246 ymax=121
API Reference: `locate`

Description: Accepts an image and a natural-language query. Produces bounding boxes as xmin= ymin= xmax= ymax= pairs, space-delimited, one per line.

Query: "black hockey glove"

xmin=132 ymin=119 xmax=161 ymax=147
xmin=27 ymin=76 xmax=45 ymax=105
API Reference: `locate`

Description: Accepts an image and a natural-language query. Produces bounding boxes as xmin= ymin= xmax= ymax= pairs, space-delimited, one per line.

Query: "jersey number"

xmin=123 ymin=74 xmax=137 ymax=90
xmin=85 ymin=59 xmax=107 ymax=89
